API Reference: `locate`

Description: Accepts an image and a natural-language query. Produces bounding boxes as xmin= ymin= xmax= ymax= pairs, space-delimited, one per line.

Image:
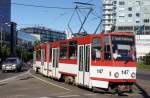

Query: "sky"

xmin=11 ymin=0 xmax=102 ymax=34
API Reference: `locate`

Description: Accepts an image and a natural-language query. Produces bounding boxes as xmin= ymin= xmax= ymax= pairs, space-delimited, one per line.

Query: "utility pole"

xmin=1 ymin=26 xmax=3 ymax=48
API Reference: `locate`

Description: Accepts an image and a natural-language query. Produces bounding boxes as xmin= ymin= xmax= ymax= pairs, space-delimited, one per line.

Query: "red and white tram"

xmin=33 ymin=32 xmax=136 ymax=93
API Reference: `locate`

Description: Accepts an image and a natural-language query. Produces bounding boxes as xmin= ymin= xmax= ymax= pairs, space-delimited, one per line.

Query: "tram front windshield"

xmin=111 ymin=35 xmax=135 ymax=61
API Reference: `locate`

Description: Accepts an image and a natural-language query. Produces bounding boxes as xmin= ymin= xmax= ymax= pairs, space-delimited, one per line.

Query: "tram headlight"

xmin=131 ymin=72 xmax=136 ymax=78
xmin=114 ymin=72 xmax=119 ymax=78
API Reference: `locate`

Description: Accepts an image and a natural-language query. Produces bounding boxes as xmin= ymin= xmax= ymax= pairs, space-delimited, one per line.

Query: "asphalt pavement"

xmin=0 ymin=68 xmax=148 ymax=98
xmin=0 ymin=65 xmax=149 ymax=98
xmin=0 ymin=64 xmax=29 ymax=80
xmin=137 ymin=70 xmax=150 ymax=81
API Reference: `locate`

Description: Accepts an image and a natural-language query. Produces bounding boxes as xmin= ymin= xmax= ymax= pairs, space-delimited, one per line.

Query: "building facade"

xmin=102 ymin=0 xmax=114 ymax=33
xmin=20 ymin=27 xmax=66 ymax=43
xmin=10 ymin=22 xmax=17 ymax=56
xmin=102 ymin=0 xmax=150 ymax=34
xmin=136 ymin=35 xmax=150 ymax=59
xmin=0 ymin=0 xmax=11 ymax=43
xmin=102 ymin=0 xmax=150 ymax=59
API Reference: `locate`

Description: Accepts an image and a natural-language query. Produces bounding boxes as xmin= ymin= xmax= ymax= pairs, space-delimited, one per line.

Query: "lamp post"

xmin=0 ymin=26 xmax=2 ymax=48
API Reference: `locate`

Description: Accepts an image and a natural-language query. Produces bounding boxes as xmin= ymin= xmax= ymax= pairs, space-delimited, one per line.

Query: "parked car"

xmin=1 ymin=57 xmax=22 ymax=72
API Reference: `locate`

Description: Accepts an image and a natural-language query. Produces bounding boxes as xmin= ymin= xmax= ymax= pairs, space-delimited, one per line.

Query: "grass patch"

xmin=137 ymin=62 xmax=150 ymax=70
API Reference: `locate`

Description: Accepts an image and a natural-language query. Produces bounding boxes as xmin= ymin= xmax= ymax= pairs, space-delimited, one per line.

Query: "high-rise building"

xmin=102 ymin=0 xmax=150 ymax=60
xmin=11 ymin=22 xmax=17 ymax=56
xmin=102 ymin=0 xmax=114 ymax=33
xmin=0 ymin=0 xmax=11 ymax=43
xmin=102 ymin=0 xmax=150 ymax=34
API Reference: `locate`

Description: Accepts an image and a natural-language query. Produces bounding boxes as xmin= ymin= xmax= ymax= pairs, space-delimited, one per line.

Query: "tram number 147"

xmin=121 ymin=70 xmax=129 ymax=75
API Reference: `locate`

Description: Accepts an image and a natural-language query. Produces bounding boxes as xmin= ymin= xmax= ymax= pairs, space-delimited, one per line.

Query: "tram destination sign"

xmin=112 ymin=36 xmax=134 ymax=42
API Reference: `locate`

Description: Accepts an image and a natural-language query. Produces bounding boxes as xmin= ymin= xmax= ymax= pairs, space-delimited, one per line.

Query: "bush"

xmin=143 ymin=53 xmax=150 ymax=65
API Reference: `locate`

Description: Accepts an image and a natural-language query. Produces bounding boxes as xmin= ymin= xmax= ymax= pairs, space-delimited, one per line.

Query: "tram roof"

xmin=34 ymin=32 xmax=134 ymax=50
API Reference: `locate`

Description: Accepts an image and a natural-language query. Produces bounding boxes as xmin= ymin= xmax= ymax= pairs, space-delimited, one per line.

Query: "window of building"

xmin=118 ymin=26 xmax=133 ymax=31
xmin=145 ymin=26 xmax=150 ymax=30
xmin=128 ymin=7 xmax=132 ymax=11
xmin=113 ymin=19 xmax=116 ymax=23
xmin=118 ymin=27 xmax=124 ymax=30
xmin=69 ymin=41 xmax=77 ymax=59
xmin=144 ymin=19 xmax=149 ymax=23
xmin=92 ymin=38 xmax=102 ymax=61
xmin=113 ymin=13 xmax=116 ymax=17
xmin=119 ymin=1 xmax=125 ymax=5
xmin=136 ymin=21 xmax=140 ymax=23
xmin=136 ymin=13 xmax=140 ymax=17
xmin=113 ymin=1 xmax=117 ymax=4
xmin=60 ymin=43 xmax=68 ymax=59
xmin=128 ymin=14 xmax=132 ymax=17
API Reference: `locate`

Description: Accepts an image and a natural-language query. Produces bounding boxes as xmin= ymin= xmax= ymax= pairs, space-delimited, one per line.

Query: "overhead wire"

xmin=11 ymin=2 xmax=91 ymax=10
xmin=67 ymin=7 xmax=77 ymax=34
xmin=76 ymin=8 xmax=87 ymax=33
xmin=12 ymin=1 xmax=101 ymax=34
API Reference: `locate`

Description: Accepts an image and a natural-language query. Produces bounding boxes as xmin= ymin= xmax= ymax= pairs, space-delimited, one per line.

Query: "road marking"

xmin=58 ymin=95 xmax=80 ymax=98
xmin=0 ymin=69 xmax=30 ymax=83
xmin=29 ymin=71 xmax=71 ymax=91
xmin=51 ymin=92 xmax=71 ymax=96
xmin=83 ymin=93 xmax=97 ymax=96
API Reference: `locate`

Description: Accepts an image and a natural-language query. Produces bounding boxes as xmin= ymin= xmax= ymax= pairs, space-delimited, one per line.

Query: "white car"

xmin=2 ymin=57 xmax=22 ymax=72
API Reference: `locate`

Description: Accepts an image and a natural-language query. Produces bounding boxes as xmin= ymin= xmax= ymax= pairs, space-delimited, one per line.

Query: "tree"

xmin=0 ymin=44 xmax=11 ymax=60
xmin=33 ymin=40 xmax=40 ymax=47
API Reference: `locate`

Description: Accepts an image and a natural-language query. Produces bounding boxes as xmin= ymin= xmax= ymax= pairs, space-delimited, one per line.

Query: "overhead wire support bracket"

xmin=77 ymin=8 xmax=93 ymax=34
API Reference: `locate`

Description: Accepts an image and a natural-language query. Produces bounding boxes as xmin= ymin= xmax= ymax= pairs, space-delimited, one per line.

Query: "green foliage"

xmin=0 ymin=44 xmax=11 ymax=60
xmin=16 ymin=48 xmax=33 ymax=62
xmin=138 ymin=62 xmax=150 ymax=70
xmin=33 ymin=40 xmax=40 ymax=47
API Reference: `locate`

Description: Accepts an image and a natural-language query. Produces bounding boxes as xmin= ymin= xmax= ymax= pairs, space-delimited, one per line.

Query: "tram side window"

xmin=60 ymin=43 xmax=67 ymax=59
xmin=104 ymin=45 xmax=111 ymax=60
xmin=36 ymin=49 xmax=41 ymax=60
xmin=48 ymin=45 xmax=52 ymax=60
xmin=33 ymin=51 xmax=36 ymax=64
xmin=69 ymin=41 xmax=77 ymax=60
xmin=41 ymin=49 xmax=45 ymax=65
xmin=92 ymin=38 xmax=102 ymax=60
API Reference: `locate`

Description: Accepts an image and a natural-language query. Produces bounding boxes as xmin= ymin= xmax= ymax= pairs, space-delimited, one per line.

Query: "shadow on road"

xmin=19 ymin=76 xmax=34 ymax=81
xmin=135 ymin=83 xmax=150 ymax=98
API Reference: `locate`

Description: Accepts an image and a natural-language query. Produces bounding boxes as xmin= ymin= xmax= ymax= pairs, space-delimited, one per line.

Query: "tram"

xmin=33 ymin=32 xmax=136 ymax=93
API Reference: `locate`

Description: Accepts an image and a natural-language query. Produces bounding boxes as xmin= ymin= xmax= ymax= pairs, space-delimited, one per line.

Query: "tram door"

xmin=41 ymin=49 xmax=45 ymax=74
xmin=78 ymin=45 xmax=91 ymax=86
xmin=52 ymin=48 xmax=59 ymax=78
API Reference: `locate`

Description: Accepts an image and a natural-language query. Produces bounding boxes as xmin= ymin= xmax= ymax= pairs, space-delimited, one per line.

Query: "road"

xmin=0 ymin=67 xmax=149 ymax=98
xmin=137 ymin=70 xmax=150 ymax=81
xmin=0 ymin=64 xmax=29 ymax=80
xmin=136 ymin=70 xmax=150 ymax=98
